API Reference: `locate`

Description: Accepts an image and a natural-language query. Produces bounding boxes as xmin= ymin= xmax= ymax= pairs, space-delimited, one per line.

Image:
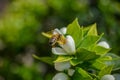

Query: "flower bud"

xmin=54 ymin=61 xmax=71 ymax=71
xmin=68 ymin=69 xmax=75 ymax=76
xmin=101 ymin=74 xmax=115 ymax=80
xmin=98 ymin=41 xmax=110 ymax=49
xmin=52 ymin=73 xmax=69 ymax=80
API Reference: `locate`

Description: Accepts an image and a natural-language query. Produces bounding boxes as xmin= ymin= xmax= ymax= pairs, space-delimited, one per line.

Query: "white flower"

xmin=98 ymin=41 xmax=110 ymax=49
xmin=52 ymin=73 xmax=69 ymax=80
xmin=52 ymin=28 xmax=76 ymax=55
xmin=101 ymin=74 xmax=115 ymax=80
xmin=54 ymin=61 xmax=71 ymax=71
xmin=68 ymin=69 xmax=75 ymax=76
xmin=53 ymin=28 xmax=62 ymax=35
xmin=53 ymin=27 xmax=67 ymax=35
xmin=60 ymin=35 xmax=75 ymax=54
xmin=60 ymin=27 xmax=67 ymax=34
xmin=52 ymin=47 xmax=67 ymax=55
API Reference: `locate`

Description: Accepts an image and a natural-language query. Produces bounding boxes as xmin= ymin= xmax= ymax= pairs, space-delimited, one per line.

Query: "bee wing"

xmin=42 ymin=31 xmax=53 ymax=38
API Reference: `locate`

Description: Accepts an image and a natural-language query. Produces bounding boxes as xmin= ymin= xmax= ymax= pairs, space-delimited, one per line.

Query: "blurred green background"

xmin=0 ymin=0 xmax=120 ymax=80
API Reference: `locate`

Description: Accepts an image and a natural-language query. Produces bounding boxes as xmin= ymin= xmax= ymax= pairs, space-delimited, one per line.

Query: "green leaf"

xmin=98 ymin=66 xmax=113 ymax=78
xmin=92 ymin=60 xmax=107 ymax=70
xmin=72 ymin=67 xmax=93 ymax=80
xmin=78 ymin=35 xmax=100 ymax=50
xmin=66 ymin=18 xmax=83 ymax=48
xmin=32 ymin=54 xmax=54 ymax=65
xmin=70 ymin=58 xmax=83 ymax=66
xmin=87 ymin=23 xmax=98 ymax=36
xmin=93 ymin=45 xmax=111 ymax=56
xmin=97 ymin=56 xmax=112 ymax=61
xmin=83 ymin=26 xmax=90 ymax=37
xmin=76 ymin=48 xmax=100 ymax=61
xmin=54 ymin=56 xmax=73 ymax=62
xmin=83 ymin=23 xmax=98 ymax=37
xmin=91 ymin=56 xmax=112 ymax=70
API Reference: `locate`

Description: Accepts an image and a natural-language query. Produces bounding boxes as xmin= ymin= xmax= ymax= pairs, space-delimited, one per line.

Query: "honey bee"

xmin=49 ymin=34 xmax=65 ymax=47
xmin=42 ymin=31 xmax=66 ymax=47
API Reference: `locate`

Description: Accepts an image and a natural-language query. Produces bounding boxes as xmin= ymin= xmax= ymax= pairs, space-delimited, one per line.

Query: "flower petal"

xmin=98 ymin=41 xmax=110 ymax=49
xmin=68 ymin=69 xmax=75 ymax=76
xmin=52 ymin=73 xmax=69 ymax=80
xmin=101 ymin=74 xmax=115 ymax=80
xmin=52 ymin=47 xmax=67 ymax=55
xmin=60 ymin=35 xmax=75 ymax=54
xmin=53 ymin=28 xmax=62 ymax=34
xmin=54 ymin=61 xmax=71 ymax=71
xmin=60 ymin=27 xmax=67 ymax=34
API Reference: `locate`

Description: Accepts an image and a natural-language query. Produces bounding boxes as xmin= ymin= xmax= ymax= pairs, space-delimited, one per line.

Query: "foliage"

xmin=0 ymin=0 xmax=120 ymax=80
xmin=35 ymin=19 xmax=120 ymax=80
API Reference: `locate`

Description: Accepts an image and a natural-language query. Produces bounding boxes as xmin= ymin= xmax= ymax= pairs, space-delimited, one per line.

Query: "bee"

xmin=49 ymin=34 xmax=66 ymax=47
xmin=42 ymin=30 xmax=66 ymax=47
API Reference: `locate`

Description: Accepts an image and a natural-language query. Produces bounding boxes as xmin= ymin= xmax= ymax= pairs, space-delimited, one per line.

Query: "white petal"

xmin=60 ymin=35 xmax=75 ymax=54
xmin=101 ymin=74 xmax=115 ymax=80
xmin=52 ymin=73 xmax=69 ymax=80
xmin=52 ymin=47 xmax=67 ymax=55
xmin=68 ymin=69 xmax=75 ymax=76
xmin=98 ymin=41 xmax=110 ymax=49
xmin=54 ymin=61 xmax=71 ymax=71
xmin=60 ymin=27 xmax=67 ymax=34
xmin=53 ymin=28 xmax=62 ymax=34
